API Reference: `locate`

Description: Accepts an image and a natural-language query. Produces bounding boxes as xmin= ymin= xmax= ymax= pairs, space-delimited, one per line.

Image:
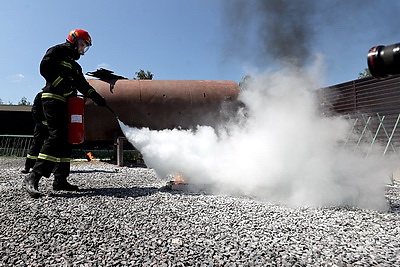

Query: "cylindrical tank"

xmin=67 ymin=96 xmax=84 ymax=144
xmin=368 ymin=43 xmax=400 ymax=79
xmin=84 ymin=79 xmax=240 ymax=141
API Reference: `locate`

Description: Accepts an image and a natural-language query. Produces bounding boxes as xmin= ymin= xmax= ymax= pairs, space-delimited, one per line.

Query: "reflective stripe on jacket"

xmin=41 ymin=93 xmax=66 ymax=102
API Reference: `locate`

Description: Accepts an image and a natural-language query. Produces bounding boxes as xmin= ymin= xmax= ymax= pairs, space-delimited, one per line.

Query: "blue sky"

xmin=1 ymin=0 xmax=400 ymax=104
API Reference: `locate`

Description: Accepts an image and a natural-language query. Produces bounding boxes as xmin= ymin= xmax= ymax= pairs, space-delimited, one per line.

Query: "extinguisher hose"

xmin=105 ymin=104 xmax=118 ymax=119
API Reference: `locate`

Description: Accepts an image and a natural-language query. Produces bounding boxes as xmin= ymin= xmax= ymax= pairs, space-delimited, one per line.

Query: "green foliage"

xmin=18 ymin=97 xmax=30 ymax=105
xmin=239 ymin=75 xmax=252 ymax=89
xmin=134 ymin=69 xmax=154 ymax=80
xmin=358 ymin=68 xmax=371 ymax=79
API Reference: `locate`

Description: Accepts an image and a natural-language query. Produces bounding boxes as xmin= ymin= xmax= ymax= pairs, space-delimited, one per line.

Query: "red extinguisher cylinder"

xmin=67 ymin=96 xmax=84 ymax=144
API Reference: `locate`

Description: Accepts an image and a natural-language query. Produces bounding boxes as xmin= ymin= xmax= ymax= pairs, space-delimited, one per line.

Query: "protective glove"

xmin=90 ymin=91 xmax=107 ymax=106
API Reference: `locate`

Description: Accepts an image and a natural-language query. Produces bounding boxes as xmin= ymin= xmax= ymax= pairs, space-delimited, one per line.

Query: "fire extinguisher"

xmin=67 ymin=96 xmax=84 ymax=144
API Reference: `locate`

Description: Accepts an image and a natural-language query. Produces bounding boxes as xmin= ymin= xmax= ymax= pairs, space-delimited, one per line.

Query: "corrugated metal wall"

xmin=318 ymin=75 xmax=400 ymax=152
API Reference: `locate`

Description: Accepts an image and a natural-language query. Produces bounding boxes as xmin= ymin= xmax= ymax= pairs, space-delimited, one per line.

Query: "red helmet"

xmin=66 ymin=29 xmax=92 ymax=46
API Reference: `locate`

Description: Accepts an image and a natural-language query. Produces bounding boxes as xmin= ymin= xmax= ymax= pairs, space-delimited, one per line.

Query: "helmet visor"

xmin=77 ymin=39 xmax=91 ymax=55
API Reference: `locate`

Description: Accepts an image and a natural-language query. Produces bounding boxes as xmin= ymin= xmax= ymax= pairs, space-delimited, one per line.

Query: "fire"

xmin=86 ymin=152 xmax=94 ymax=161
xmin=172 ymin=174 xmax=186 ymax=184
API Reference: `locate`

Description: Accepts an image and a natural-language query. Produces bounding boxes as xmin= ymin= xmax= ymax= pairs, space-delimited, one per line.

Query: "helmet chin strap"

xmin=74 ymin=53 xmax=81 ymax=60
xmin=72 ymin=46 xmax=81 ymax=60
xmin=65 ymin=39 xmax=83 ymax=60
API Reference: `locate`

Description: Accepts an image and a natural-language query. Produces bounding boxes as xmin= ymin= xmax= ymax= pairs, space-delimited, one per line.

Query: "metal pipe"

xmin=84 ymin=79 xmax=240 ymax=141
xmin=116 ymin=136 xmax=125 ymax=167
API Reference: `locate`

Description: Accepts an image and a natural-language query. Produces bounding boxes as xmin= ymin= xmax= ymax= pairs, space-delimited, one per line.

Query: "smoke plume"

xmin=223 ymin=0 xmax=316 ymax=67
xmin=118 ymin=0 xmax=399 ymax=211
xmin=222 ymin=0 xmax=400 ymax=67
xmin=120 ymin=59 xmax=391 ymax=211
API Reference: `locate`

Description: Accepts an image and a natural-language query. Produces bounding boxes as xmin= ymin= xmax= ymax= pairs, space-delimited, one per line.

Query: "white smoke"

xmin=120 ymin=59 xmax=391 ymax=211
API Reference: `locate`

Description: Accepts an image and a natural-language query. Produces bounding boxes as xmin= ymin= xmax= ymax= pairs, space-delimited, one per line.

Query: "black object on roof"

xmin=86 ymin=68 xmax=128 ymax=81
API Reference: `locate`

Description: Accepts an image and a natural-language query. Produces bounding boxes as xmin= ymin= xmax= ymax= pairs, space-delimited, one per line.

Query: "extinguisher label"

xmin=71 ymin=114 xmax=83 ymax=123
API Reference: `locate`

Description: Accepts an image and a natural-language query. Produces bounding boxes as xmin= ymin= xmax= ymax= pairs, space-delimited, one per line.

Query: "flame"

xmin=172 ymin=174 xmax=186 ymax=184
xmin=86 ymin=152 xmax=94 ymax=161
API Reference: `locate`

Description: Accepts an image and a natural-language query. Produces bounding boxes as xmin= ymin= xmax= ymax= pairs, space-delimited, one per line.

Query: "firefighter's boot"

xmin=21 ymin=158 xmax=35 ymax=173
xmin=21 ymin=167 xmax=30 ymax=174
xmin=23 ymin=171 xmax=43 ymax=198
xmin=53 ymin=176 xmax=79 ymax=191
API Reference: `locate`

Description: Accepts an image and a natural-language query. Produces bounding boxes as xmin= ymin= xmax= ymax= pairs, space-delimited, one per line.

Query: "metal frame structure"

xmin=343 ymin=113 xmax=400 ymax=157
xmin=319 ymin=75 xmax=400 ymax=158
xmin=0 ymin=135 xmax=33 ymax=157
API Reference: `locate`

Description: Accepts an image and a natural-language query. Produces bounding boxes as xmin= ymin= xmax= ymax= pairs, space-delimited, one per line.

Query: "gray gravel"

xmin=1 ymin=157 xmax=399 ymax=266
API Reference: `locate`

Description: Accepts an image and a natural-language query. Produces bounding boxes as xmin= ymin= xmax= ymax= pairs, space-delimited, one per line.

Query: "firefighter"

xmin=21 ymin=92 xmax=48 ymax=174
xmin=24 ymin=29 xmax=106 ymax=198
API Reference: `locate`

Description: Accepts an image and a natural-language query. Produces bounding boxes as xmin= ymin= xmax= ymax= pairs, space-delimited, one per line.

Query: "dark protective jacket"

xmin=40 ymin=42 xmax=96 ymax=100
xmin=32 ymin=41 xmax=104 ymax=178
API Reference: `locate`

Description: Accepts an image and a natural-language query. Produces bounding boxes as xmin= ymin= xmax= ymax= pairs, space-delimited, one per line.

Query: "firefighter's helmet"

xmin=67 ymin=29 xmax=92 ymax=45
xmin=66 ymin=29 xmax=92 ymax=55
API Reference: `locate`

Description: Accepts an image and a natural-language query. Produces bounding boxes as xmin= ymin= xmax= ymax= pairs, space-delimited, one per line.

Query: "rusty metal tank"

xmin=84 ymin=79 xmax=240 ymax=141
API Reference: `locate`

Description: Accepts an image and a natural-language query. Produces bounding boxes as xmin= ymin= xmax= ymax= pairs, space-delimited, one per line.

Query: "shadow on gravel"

xmin=389 ymin=203 xmax=400 ymax=214
xmin=70 ymin=170 xmax=118 ymax=174
xmin=50 ymin=185 xmax=206 ymax=199
xmin=50 ymin=186 xmax=159 ymax=199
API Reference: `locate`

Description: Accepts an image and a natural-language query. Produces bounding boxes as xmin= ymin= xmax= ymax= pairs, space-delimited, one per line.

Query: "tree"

xmin=0 ymin=98 xmax=3 ymax=105
xmin=239 ymin=75 xmax=252 ymax=90
xmin=358 ymin=68 xmax=371 ymax=79
xmin=134 ymin=69 xmax=154 ymax=80
xmin=18 ymin=97 xmax=30 ymax=105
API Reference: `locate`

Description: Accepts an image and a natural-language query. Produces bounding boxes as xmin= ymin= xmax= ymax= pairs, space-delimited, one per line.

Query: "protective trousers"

xmin=25 ymin=123 xmax=48 ymax=170
xmin=32 ymin=97 xmax=71 ymax=178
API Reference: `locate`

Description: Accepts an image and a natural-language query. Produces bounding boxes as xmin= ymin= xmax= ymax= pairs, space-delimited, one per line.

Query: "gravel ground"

xmin=0 ymin=157 xmax=399 ymax=266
